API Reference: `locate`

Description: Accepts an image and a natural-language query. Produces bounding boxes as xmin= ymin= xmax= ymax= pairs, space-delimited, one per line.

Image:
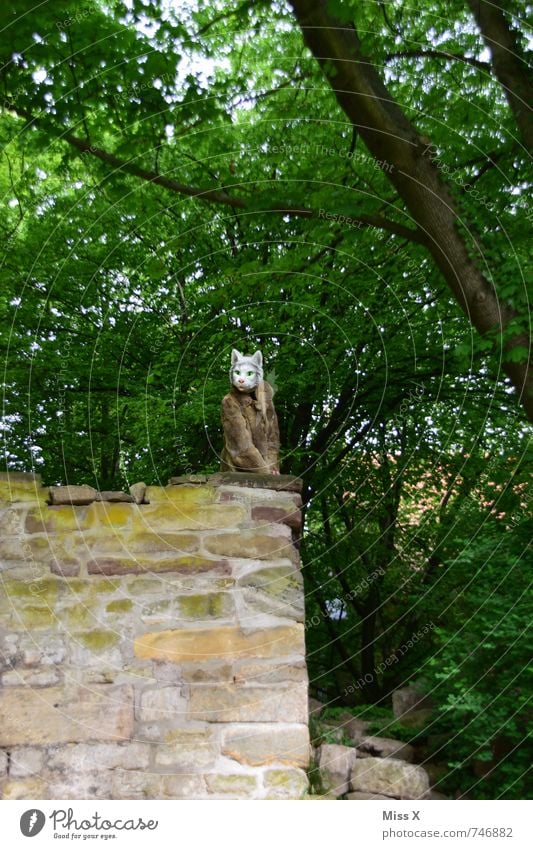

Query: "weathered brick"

xmin=204 ymin=529 xmax=296 ymax=560
xmin=222 ymin=724 xmax=310 ymax=767
xmin=134 ymin=624 xmax=304 ymax=663
xmin=0 ymin=685 xmax=134 ymax=746
xmin=88 ymin=555 xmax=230 ymax=576
xmin=251 ymin=505 xmax=302 ymax=530
xmin=188 ymin=682 xmax=308 ymax=723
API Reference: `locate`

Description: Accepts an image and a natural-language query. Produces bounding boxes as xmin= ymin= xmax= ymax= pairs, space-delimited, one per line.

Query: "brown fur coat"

xmin=220 ymin=381 xmax=280 ymax=473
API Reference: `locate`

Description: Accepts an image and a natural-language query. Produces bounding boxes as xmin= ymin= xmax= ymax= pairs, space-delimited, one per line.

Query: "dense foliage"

xmin=1 ymin=0 xmax=530 ymax=798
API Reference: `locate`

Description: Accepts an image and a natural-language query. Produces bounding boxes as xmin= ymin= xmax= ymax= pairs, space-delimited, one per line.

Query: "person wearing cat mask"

xmin=220 ymin=349 xmax=280 ymax=475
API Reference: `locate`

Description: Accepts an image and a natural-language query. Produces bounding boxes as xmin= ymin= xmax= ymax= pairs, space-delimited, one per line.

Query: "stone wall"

xmin=0 ymin=472 xmax=309 ymax=800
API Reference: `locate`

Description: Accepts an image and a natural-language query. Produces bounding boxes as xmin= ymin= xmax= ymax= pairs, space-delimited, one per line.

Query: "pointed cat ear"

xmin=231 ymin=349 xmax=242 ymax=365
xmin=252 ymin=351 xmax=263 ymax=368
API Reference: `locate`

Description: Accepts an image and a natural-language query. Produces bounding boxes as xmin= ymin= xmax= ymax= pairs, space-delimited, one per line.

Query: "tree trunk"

xmin=288 ymin=0 xmax=532 ymax=421
xmin=466 ymin=0 xmax=532 ymax=152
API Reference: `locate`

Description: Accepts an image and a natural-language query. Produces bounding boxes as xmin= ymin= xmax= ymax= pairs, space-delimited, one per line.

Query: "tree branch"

xmin=385 ymin=48 xmax=491 ymax=72
xmin=6 ymin=103 xmax=426 ymax=244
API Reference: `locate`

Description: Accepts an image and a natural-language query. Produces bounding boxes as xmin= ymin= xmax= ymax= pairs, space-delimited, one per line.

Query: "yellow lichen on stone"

xmin=134 ymin=503 xmax=246 ymax=531
xmin=0 ymin=480 xmax=47 ymax=505
xmin=1 ymin=577 xmax=60 ymax=602
xmin=106 ymin=599 xmax=134 ymax=613
xmin=179 ymin=593 xmax=230 ymax=619
xmin=86 ymin=502 xmax=133 ymax=528
xmin=76 ymin=630 xmax=120 ymax=651
xmin=19 ymin=605 xmax=57 ymax=628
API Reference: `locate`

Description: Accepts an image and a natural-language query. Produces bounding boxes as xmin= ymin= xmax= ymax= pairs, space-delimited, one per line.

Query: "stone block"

xmin=50 ymin=559 xmax=81 ymax=577
xmin=88 ymin=555 xmax=230 ymax=576
xmin=346 ymin=791 xmax=392 ymax=800
xmin=0 ymin=685 xmax=134 ymax=746
xmin=48 ymin=742 xmax=150 ymax=772
xmin=25 ymin=505 xmax=90 ymax=533
xmin=239 ymin=565 xmax=304 ymax=618
xmin=0 ymin=506 xmax=28 ymax=535
xmin=188 ymin=682 xmax=308 ymax=723
xmin=119 ymin=532 xmax=200 ymax=555
xmin=85 ymin=501 xmax=134 ymax=528
xmin=262 ymin=768 xmax=309 ymax=799
xmin=137 ymin=686 xmax=187 ymax=722
xmin=251 ymin=505 xmax=302 ymax=530
xmin=357 ymin=735 xmax=414 ymax=762
xmin=155 ymin=729 xmax=216 ymax=768
xmin=134 ymin=624 xmax=305 ymax=663
xmin=0 ymin=750 xmax=7 ymax=777
xmin=206 ymin=472 xmax=303 ymax=492
xmin=1 ymin=778 xmax=48 ymax=799
xmin=138 ymin=503 xmax=246 ymax=531
xmin=233 ymin=660 xmax=308 ymax=686
xmin=178 ymin=662 xmax=233 ymax=683
xmin=0 ymin=473 xmax=46 ymax=505
xmin=129 ymin=482 xmax=147 ymax=504
xmin=309 ymin=697 xmax=325 ymax=717
xmin=205 ymin=773 xmax=258 ymax=796
xmin=350 ymin=757 xmax=430 ymax=800
xmin=145 ymin=484 xmax=217 ymax=506
xmin=316 ymin=744 xmax=357 ymax=796
xmin=48 ymin=771 xmax=113 ymax=799
xmin=2 ymin=668 xmax=60 ymax=687
xmin=204 ymin=530 xmax=296 ymax=561
xmin=162 ymin=774 xmax=206 ymax=799
xmin=96 ymin=491 xmax=134 ymax=502
xmin=222 ymin=724 xmax=310 ymax=767
xmin=9 ymin=747 xmax=44 ymax=778
xmin=178 ymin=592 xmax=233 ymax=620
xmin=48 ymin=485 xmax=97 ymax=505
xmin=392 ymin=685 xmax=434 ymax=719
xmin=112 ymin=771 xmax=163 ymax=800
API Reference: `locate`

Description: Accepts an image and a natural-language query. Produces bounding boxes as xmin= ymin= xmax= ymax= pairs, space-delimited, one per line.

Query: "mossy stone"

xmin=106 ymin=599 xmax=133 ymax=613
xmin=76 ymin=630 xmax=119 ymax=651
xmin=179 ymin=593 xmax=229 ymax=619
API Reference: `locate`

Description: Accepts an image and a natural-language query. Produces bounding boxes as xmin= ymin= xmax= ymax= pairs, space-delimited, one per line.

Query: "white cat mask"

xmin=230 ymin=349 xmax=264 ymax=393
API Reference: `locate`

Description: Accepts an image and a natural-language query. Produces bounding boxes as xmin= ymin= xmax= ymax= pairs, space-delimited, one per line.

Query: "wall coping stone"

xmin=169 ymin=472 xmax=303 ymax=493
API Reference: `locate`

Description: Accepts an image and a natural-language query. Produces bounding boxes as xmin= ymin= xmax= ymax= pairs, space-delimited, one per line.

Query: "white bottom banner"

xmin=2 ymin=799 xmax=529 ymax=848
